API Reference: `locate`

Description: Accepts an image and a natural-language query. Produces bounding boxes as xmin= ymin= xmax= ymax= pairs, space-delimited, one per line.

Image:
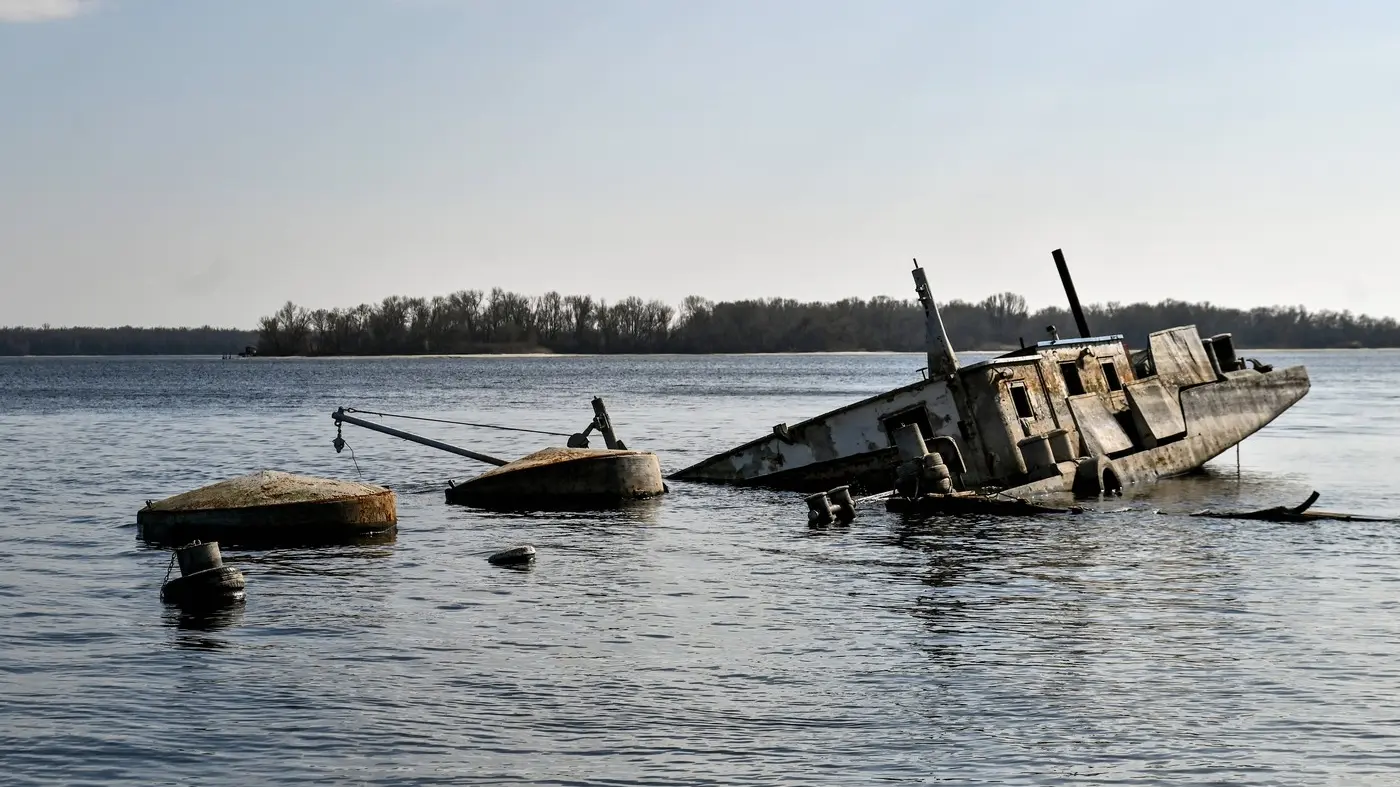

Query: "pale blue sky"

xmin=2 ymin=0 xmax=1397 ymax=327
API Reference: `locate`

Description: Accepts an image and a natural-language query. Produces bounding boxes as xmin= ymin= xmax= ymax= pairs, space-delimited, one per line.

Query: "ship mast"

xmin=912 ymin=259 xmax=959 ymax=379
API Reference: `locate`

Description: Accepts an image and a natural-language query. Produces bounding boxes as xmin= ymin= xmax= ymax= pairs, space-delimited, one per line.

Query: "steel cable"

xmin=342 ymin=408 xmax=574 ymax=437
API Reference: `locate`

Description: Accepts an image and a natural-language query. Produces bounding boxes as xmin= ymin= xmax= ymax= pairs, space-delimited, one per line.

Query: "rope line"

xmin=343 ymin=408 xmax=573 ymax=437
xmin=343 ymin=439 xmax=362 ymax=479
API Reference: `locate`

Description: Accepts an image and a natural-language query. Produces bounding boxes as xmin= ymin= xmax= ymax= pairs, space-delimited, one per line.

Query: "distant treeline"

xmin=5 ymin=291 xmax=1396 ymax=357
xmin=0 ymin=326 xmax=256 ymax=356
xmin=251 ymin=288 xmax=1400 ymax=356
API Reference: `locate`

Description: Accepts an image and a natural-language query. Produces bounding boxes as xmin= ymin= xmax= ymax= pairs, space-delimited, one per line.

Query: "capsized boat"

xmin=670 ymin=250 xmax=1310 ymax=497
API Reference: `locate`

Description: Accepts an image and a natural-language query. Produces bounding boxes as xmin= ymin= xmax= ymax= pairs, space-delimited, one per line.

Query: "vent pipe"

xmin=1052 ymin=248 xmax=1091 ymax=338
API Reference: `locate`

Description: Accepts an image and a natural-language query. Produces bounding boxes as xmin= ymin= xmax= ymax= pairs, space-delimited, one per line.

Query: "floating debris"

xmin=488 ymin=545 xmax=537 ymax=566
xmin=137 ymin=470 xmax=397 ymax=547
xmin=1191 ymin=491 xmax=1396 ymax=523
xmin=160 ymin=541 xmax=246 ymax=606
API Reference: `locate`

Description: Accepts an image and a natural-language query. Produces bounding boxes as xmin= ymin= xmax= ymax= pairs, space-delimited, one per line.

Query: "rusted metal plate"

xmin=1148 ymin=326 xmax=1217 ymax=388
xmin=1125 ymin=377 xmax=1187 ymax=446
xmin=1066 ymin=394 xmax=1134 ymax=456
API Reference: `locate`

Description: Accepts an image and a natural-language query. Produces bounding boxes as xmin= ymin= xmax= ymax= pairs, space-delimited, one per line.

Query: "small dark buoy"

xmin=487 ymin=545 xmax=536 ymax=567
xmin=160 ymin=541 xmax=246 ymax=606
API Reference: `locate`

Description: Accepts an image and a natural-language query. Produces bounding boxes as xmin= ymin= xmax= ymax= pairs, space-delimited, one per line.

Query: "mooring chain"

xmin=162 ymin=550 xmax=177 ymax=585
xmin=342 ymin=408 xmax=573 ymax=437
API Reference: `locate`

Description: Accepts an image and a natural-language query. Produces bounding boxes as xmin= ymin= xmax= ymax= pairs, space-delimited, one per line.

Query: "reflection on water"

xmin=233 ymin=546 xmax=397 ymax=577
xmin=1 ymin=352 xmax=1398 ymax=785
xmin=493 ymin=561 xmax=536 ymax=574
xmin=165 ymin=599 xmax=246 ymax=648
xmin=471 ymin=495 xmax=667 ymax=526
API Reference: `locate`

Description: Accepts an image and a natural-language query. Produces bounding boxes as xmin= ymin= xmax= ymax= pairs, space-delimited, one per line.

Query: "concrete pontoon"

xmin=137 ymin=470 xmax=398 ymax=546
xmin=671 ymin=250 xmax=1310 ymax=498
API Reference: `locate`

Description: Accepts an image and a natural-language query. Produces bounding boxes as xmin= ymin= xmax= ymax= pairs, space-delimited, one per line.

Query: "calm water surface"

xmin=1 ymin=351 xmax=1398 ymax=785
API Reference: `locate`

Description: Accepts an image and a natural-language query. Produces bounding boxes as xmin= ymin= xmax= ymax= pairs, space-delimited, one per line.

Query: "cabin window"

xmin=1008 ymin=382 xmax=1035 ymax=419
xmin=1059 ymin=362 xmax=1086 ymax=396
xmin=1101 ymin=361 xmax=1123 ymax=392
xmin=882 ymin=406 xmax=935 ymax=446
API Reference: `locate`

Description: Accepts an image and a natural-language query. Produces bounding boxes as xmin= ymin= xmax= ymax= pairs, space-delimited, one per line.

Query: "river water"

xmin=1 ymin=351 xmax=1398 ymax=785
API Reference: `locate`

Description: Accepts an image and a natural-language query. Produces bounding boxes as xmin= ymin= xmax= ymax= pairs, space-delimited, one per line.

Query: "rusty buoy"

xmin=160 ymin=541 xmax=246 ymax=606
xmin=137 ymin=470 xmax=397 ymax=547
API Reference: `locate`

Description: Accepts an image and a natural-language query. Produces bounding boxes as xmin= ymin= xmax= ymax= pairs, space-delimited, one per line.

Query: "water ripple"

xmin=0 ymin=353 xmax=1398 ymax=784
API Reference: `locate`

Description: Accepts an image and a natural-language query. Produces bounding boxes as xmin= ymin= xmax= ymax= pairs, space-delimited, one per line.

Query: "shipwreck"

xmin=671 ymin=250 xmax=1310 ymax=498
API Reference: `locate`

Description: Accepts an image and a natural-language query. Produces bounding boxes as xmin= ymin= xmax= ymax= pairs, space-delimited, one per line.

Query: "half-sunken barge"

xmin=672 ymin=250 xmax=1309 ymax=498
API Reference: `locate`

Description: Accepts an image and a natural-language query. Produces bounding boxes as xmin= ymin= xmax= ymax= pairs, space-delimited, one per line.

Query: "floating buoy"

xmin=137 ymin=470 xmax=397 ymax=547
xmin=160 ymin=541 xmax=246 ymax=606
xmin=488 ymin=545 xmax=537 ymax=567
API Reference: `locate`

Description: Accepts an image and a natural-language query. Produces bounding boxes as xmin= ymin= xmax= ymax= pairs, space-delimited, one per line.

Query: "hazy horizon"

xmin=4 ymin=0 xmax=1398 ymax=327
